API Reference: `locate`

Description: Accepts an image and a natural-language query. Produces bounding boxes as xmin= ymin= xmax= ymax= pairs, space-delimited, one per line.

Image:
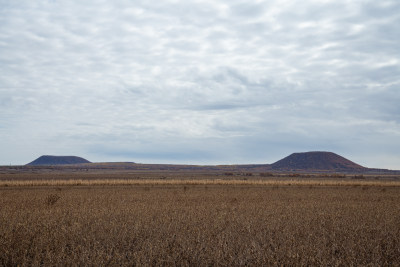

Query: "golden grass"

xmin=1 ymin=185 xmax=400 ymax=265
xmin=1 ymin=178 xmax=400 ymax=187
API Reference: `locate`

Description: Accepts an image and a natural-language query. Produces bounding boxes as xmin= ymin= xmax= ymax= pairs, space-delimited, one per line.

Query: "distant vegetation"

xmin=1 ymin=178 xmax=400 ymax=187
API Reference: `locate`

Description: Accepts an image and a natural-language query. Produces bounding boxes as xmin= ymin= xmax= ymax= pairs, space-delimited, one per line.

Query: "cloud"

xmin=0 ymin=0 xmax=399 ymax=168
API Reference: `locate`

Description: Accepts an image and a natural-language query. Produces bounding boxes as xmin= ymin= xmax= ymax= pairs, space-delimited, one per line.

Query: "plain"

xmin=1 ymin=177 xmax=400 ymax=266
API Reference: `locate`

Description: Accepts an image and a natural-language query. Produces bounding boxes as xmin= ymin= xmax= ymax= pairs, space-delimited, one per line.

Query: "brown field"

xmin=1 ymin=173 xmax=400 ymax=266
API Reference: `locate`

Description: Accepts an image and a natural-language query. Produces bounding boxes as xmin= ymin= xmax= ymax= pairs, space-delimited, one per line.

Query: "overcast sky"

xmin=1 ymin=0 xmax=399 ymax=169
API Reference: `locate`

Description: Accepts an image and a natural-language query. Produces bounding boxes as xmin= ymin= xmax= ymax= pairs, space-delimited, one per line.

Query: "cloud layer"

xmin=1 ymin=0 xmax=399 ymax=168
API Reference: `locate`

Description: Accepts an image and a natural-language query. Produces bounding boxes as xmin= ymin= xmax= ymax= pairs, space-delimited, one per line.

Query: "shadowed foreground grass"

xmin=1 ymin=185 xmax=400 ymax=266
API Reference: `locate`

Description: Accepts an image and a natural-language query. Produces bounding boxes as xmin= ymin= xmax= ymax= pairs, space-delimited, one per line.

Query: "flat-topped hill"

xmin=270 ymin=151 xmax=365 ymax=172
xmin=20 ymin=152 xmax=396 ymax=174
xmin=27 ymin=155 xmax=91 ymax=166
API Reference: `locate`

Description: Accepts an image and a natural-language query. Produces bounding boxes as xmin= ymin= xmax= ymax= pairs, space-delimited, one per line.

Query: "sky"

xmin=0 ymin=0 xmax=399 ymax=169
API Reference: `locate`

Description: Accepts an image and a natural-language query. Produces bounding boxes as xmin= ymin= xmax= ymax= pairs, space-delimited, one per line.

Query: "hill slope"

xmin=27 ymin=155 xmax=91 ymax=165
xmin=270 ymin=152 xmax=365 ymax=172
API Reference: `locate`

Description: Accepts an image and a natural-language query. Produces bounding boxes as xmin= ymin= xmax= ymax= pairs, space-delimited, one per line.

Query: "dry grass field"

xmin=1 ymin=177 xmax=400 ymax=266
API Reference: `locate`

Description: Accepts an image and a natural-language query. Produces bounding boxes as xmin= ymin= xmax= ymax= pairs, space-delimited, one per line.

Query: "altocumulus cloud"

xmin=0 ymin=0 xmax=399 ymax=168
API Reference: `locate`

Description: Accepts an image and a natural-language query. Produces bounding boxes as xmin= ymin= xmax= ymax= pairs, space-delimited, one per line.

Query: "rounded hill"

xmin=270 ymin=151 xmax=365 ymax=172
xmin=27 ymin=155 xmax=91 ymax=166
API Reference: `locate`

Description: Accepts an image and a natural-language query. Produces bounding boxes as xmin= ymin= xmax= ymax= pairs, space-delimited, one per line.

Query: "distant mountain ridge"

xmin=23 ymin=152 xmax=396 ymax=173
xmin=270 ymin=151 xmax=365 ymax=172
xmin=27 ymin=155 xmax=91 ymax=165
